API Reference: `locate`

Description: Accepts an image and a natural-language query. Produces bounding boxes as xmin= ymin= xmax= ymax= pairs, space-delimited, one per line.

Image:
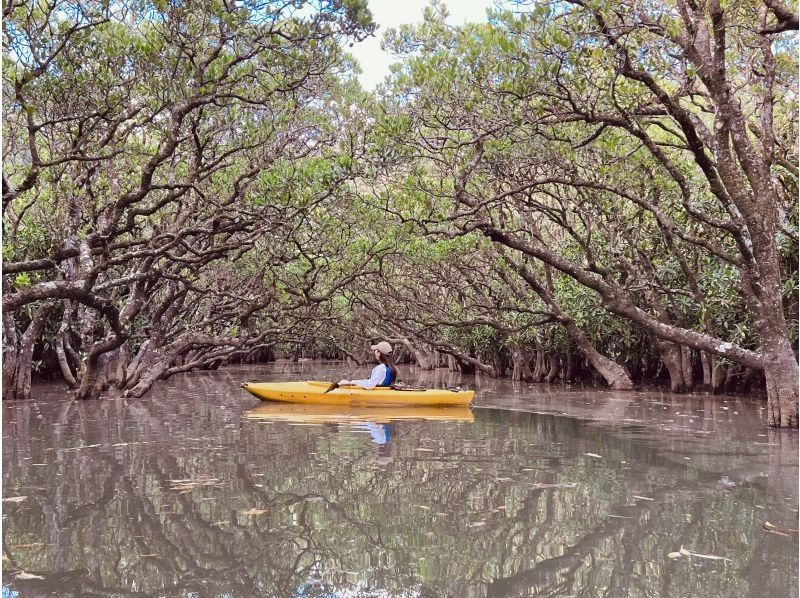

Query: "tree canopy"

xmin=3 ymin=0 xmax=798 ymax=426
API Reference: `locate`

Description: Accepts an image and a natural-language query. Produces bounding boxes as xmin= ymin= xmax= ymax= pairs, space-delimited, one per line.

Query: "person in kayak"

xmin=338 ymin=341 xmax=398 ymax=389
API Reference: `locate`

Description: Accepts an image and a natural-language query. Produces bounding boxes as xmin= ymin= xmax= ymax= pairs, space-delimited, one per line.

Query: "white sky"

xmin=349 ymin=0 xmax=497 ymax=90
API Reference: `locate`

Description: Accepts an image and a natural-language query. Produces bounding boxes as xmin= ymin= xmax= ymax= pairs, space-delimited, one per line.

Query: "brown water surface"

xmin=3 ymin=361 xmax=798 ymax=597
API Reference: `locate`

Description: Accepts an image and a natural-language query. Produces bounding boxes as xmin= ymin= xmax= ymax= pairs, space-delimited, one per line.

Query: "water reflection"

xmin=2 ymin=362 xmax=797 ymax=597
xmin=357 ymin=421 xmax=392 ymax=445
xmin=245 ymin=403 xmax=475 ymax=423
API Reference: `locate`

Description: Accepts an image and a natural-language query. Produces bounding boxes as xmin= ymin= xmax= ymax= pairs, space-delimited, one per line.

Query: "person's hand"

xmin=338 ymin=379 xmax=351 ymax=386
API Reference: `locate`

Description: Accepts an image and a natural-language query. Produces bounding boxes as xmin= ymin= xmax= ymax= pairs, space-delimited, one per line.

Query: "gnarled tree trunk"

xmin=2 ymin=309 xmax=19 ymax=397
xmin=490 ymin=346 xmax=505 ymax=378
xmin=680 ymin=345 xmax=694 ymax=391
xmin=566 ymin=322 xmax=633 ymax=390
xmin=55 ymin=333 xmax=78 ymax=389
xmin=544 ymin=354 xmax=559 ymax=383
xmin=509 ymin=259 xmax=633 ymax=389
xmin=532 ymin=349 xmax=546 ymax=382
xmin=700 ymin=351 xmax=713 ymax=390
xmin=447 ymin=354 xmax=460 ymax=372
xmin=76 ymin=337 xmax=125 ymax=400
xmin=657 ymin=340 xmax=687 ymax=393
xmin=54 ymin=305 xmax=78 ymax=389
xmin=398 ymin=338 xmax=434 ymax=370
xmin=763 ymin=341 xmax=798 ymax=428
xmin=10 ymin=303 xmax=51 ymax=400
xmin=510 ymin=348 xmax=532 ymax=381
xmin=711 ymin=358 xmax=727 ymax=393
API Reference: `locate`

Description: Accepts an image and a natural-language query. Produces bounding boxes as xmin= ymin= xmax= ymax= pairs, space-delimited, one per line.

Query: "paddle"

xmin=322 ymin=381 xmax=339 ymax=394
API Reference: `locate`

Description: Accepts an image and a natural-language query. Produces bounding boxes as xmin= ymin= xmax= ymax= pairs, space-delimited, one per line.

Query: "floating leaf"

xmin=687 ymin=550 xmax=733 ymax=562
xmin=632 ymin=495 xmax=654 ymax=501
xmin=530 ymin=483 xmax=578 ymax=490
xmin=168 ymin=477 xmax=221 ymax=492
xmin=764 ymin=521 xmax=776 ymax=530
xmin=583 ymin=453 xmax=603 ymax=459
xmin=670 ymin=546 xmax=733 ymax=562
xmin=242 ymin=509 xmax=267 ymax=516
xmin=2 ymin=496 xmax=27 ymax=503
xmin=16 ymin=571 xmax=44 ymax=580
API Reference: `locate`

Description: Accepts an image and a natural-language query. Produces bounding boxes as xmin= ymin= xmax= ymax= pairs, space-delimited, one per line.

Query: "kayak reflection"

xmin=245 ymin=403 xmax=475 ymax=424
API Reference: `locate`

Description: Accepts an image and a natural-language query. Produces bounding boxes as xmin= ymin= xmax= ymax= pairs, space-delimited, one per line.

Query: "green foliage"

xmin=3 ymin=0 xmax=797 ymax=393
xmin=13 ymin=272 xmax=32 ymax=289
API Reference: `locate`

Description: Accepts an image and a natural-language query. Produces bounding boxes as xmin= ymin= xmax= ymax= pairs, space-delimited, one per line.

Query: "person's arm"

xmin=348 ymin=365 xmax=385 ymax=389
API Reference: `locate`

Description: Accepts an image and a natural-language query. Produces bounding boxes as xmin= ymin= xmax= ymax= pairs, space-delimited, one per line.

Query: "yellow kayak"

xmin=241 ymin=380 xmax=474 ymax=407
xmin=245 ymin=403 xmax=474 ymax=423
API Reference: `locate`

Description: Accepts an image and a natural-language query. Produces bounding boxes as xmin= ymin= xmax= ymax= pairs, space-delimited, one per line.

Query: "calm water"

xmin=3 ymin=361 xmax=798 ymax=597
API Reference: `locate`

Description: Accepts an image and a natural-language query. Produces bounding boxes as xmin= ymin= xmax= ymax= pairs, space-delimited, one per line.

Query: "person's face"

xmin=374 ymin=350 xmax=381 ymax=361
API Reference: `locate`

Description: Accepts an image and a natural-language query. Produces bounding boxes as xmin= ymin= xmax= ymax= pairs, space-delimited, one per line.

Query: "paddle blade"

xmin=322 ymin=382 xmax=339 ymax=394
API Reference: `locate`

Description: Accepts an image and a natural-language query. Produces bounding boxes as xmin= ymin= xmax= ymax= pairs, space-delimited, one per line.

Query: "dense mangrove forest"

xmin=3 ymin=0 xmax=798 ymax=426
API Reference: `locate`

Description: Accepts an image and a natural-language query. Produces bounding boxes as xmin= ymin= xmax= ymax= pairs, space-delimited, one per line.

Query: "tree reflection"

xmin=2 ymin=378 xmax=797 ymax=597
